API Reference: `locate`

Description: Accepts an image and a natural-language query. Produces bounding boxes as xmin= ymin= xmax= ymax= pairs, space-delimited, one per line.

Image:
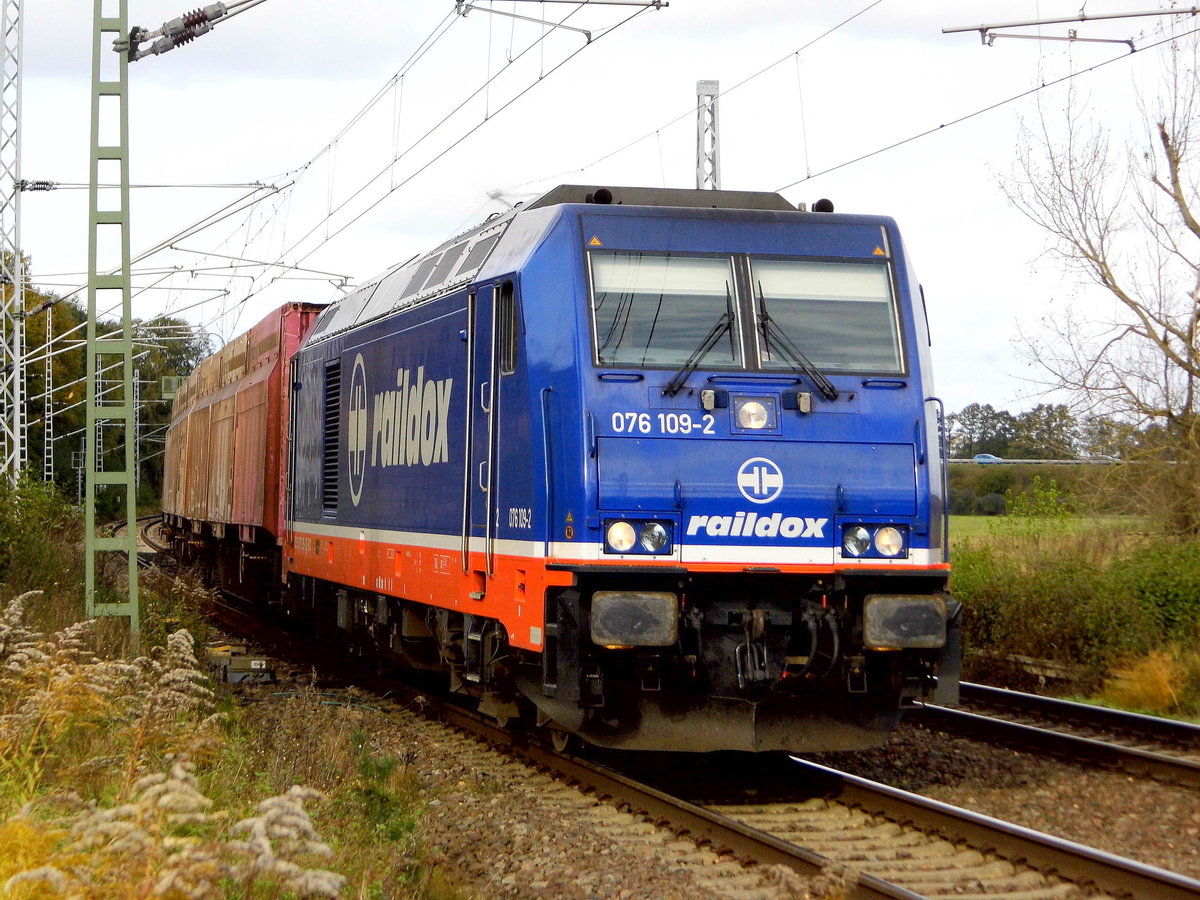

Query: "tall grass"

xmin=0 ymin=477 xmax=84 ymax=635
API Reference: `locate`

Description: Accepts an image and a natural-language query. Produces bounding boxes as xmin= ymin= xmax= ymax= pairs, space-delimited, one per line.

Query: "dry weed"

xmin=0 ymin=592 xmax=221 ymax=811
xmin=1098 ymin=648 xmax=1190 ymax=713
xmin=4 ymin=759 xmax=345 ymax=899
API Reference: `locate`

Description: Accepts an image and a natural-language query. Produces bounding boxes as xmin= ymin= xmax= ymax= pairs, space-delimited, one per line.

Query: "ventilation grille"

xmin=322 ymin=361 xmax=341 ymax=515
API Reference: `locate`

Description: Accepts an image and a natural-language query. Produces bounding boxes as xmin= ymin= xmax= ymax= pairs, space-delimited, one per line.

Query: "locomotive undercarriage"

xmin=521 ymin=572 xmax=961 ymax=752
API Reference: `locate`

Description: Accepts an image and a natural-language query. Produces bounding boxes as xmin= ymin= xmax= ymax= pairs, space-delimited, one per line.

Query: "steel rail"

xmin=910 ymin=681 xmax=1200 ymax=788
xmin=184 ymin=599 xmax=914 ymax=900
xmin=162 ymin=561 xmax=1200 ymax=900
xmin=913 ymin=702 xmax=1200 ymax=789
xmin=959 ymin=681 xmax=1200 ymax=748
xmin=797 ymin=758 xmax=1200 ymax=900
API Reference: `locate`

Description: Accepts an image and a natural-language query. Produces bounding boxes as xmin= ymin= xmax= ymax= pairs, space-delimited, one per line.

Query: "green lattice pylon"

xmin=85 ymin=0 xmax=138 ymax=635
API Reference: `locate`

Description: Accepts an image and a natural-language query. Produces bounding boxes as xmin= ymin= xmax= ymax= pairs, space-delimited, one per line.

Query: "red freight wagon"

xmin=162 ymin=302 xmax=324 ymax=598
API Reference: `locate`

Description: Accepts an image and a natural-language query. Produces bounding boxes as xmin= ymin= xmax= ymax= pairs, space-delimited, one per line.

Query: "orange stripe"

xmin=286 ymin=531 xmax=949 ymax=651
xmin=286 ymin=531 xmax=572 ymax=652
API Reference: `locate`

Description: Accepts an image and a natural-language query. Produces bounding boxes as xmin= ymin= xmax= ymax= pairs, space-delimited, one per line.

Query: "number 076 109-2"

xmin=609 ymin=411 xmax=715 ymax=435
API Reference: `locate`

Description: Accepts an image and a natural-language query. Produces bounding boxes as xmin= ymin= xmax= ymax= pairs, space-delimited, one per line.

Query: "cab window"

xmin=590 ymin=252 xmax=739 ymax=368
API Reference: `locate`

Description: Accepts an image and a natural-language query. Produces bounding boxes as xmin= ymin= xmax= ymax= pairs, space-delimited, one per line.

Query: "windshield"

xmin=751 ymin=258 xmax=902 ymax=373
xmin=591 ymin=253 xmax=740 ymax=367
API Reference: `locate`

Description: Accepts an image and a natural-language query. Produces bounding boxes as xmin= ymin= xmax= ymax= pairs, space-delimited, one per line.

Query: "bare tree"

xmin=1003 ymin=37 xmax=1200 ymax=532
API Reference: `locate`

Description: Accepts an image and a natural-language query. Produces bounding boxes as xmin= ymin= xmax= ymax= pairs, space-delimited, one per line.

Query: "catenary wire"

xmin=775 ymin=22 xmax=1200 ymax=191
xmin=522 ymin=0 xmax=887 ymax=187
xmin=228 ymin=3 xmax=655 ymax=319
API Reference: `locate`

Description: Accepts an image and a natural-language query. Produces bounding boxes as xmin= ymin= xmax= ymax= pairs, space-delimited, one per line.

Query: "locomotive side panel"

xmin=284 ymin=285 xmax=572 ymax=649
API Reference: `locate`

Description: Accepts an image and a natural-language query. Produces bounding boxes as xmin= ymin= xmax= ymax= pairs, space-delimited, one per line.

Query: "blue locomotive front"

xmin=283 ymin=184 xmax=960 ymax=753
xmin=512 ymin=187 xmax=959 ymax=751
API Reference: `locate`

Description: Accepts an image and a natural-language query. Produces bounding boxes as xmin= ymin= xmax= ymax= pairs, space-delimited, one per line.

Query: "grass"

xmin=949 ymin=514 xmax=1149 ymax=542
xmin=0 ymin=588 xmax=464 ymax=900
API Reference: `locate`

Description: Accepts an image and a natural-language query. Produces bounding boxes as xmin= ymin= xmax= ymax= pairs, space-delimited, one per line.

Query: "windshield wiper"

xmin=663 ymin=306 xmax=734 ymax=398
xmin=757 ymin=281 xmax=838 ymax=401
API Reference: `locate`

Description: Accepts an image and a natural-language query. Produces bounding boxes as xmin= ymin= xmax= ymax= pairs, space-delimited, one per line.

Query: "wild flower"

xmin=0 ymin=594 xmax=219 ymax=812
xmin=0 ymin=592 xmax=48 ymax=673
xmin=229 ymin=785 xmax=347 ymax=898
xmin=0 ymin=596 xmax=351 ymax=899
xmin=4 ymin=760 xmax=345 ymax=899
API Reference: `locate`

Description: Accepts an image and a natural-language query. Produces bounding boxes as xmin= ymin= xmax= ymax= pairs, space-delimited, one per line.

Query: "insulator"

xmin=183 ymin=8 xmax=206 ymax=27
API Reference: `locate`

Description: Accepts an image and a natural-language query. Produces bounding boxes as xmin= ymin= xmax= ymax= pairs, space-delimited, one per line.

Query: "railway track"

xmin=912 ymin=681 xmax=1200 ymax=789
xmin=105 ymin=514 xmax=172 ymax=568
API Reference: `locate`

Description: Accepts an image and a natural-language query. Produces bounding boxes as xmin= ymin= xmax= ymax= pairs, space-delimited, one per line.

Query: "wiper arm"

xmin=757 ymin=281 xmax=838 ymax=401
xmin=663 ymin=309 xmax=733 ymax=397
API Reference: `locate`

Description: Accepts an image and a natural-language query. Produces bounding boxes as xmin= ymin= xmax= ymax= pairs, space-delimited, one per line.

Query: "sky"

xmin=18 ymin=0 xmax=1198 ymax=415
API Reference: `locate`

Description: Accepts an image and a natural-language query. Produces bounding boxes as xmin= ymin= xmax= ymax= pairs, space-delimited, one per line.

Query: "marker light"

xmin=606 ymin=520 xmax=637 ymax=553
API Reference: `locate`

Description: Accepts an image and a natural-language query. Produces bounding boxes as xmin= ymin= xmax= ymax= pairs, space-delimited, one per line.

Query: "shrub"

xmin=974 ymin=492 xmax=1006 ymax=516
xmin=953 ymin=502 xmax=1200 ymax=712
xmin=1108 ymin=541 xmax=1200 ymax=636
xmin=4 ymin=761 xmax=346 ymax=900
xmin=0 ymin=594 xmax=220 ymax=815
xmin=0 ymin=477 xmax=82 ymax=630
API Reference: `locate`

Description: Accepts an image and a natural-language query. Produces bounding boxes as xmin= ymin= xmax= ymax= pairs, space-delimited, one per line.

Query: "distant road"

xmin=948 ymin=458 xmax=1121 ymax=465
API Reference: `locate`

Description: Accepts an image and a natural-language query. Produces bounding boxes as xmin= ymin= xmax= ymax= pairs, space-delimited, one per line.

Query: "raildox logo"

xmin=681 ymin=455 xmax=828 ymax=541
xmin=346 ymin=353 xmax=455 ymax=507
xmin=737 ymin=457 xmax=783 ymax=504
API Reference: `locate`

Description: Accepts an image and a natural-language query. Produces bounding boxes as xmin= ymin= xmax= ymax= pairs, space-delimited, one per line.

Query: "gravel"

xmin=807 ymin=722 xmax=1200 ymax=880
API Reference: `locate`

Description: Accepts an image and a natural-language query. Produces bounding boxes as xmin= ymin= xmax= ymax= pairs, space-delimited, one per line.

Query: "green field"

xmin=948 ymin=515 xmax=1149 ymax=542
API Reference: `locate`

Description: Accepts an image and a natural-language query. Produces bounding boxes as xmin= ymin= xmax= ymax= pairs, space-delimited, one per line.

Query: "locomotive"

xmin=163 ymin=184 xmax=961 ymax=752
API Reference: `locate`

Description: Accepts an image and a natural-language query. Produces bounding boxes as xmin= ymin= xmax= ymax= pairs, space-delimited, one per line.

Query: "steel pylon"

xmin=86 ymin=0 xmax=139 ymax=634
xmin=0 ymin=0 xmax=24 ymax=481
xmin=696 ymin=79 xmax=720 ymax=191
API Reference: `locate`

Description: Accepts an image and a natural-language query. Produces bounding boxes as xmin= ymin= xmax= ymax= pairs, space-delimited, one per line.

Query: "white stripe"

xmin=288 ymin=521 xmax=945 ymax=568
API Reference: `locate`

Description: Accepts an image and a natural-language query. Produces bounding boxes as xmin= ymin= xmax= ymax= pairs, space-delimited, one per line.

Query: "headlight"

xmin=604 ymin=518 xmax=674 ymax=555
xmin=843 ymin=525 xmax=871 ymax=557
xmin=736 ymin=399 xmax=769 ymax=429
xmin=606 ymin=520 xmax=636 ymax=552
xmin=841 ymin=523 xmax=909 ymax=559
xmin=640 ymin=522 xmax=669 ymax=552
xmin=874 ymin=526 xmax=904 ymax=556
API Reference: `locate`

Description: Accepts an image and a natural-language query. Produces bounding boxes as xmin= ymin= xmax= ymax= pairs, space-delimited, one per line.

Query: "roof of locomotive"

xmin=301 ymin=184 xmax=803 ymax=346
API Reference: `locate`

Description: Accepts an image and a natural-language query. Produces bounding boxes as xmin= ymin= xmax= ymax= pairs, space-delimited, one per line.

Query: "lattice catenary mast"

xmin=0 ymin=0 xmax=24 ymax=481
xmin=696 ymin=79 xmax=719 ymax=191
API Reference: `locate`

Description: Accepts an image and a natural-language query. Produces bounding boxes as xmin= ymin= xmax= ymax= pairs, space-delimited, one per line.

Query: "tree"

xmin=1010 ymin=403 xmax=1079 ymax=459
xmin=21 ymin=283 xmax=211 ymax=502
xmin=947 ymin=402 xmax=1017 ymax=458
xmin=1002 ymin=37 xmax=1200 ymax=532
